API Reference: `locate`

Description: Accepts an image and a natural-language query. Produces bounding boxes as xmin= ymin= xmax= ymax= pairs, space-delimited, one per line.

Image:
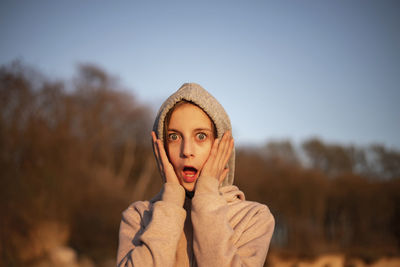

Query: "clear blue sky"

xmin=1 ymin=0 xmax=399 ymax=148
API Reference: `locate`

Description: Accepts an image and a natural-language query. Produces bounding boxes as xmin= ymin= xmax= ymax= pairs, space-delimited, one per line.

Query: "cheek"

xmin=167 ymin=144 xmax=180 ymax=165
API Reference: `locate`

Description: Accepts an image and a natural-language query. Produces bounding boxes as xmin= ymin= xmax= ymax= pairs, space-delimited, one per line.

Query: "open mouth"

xmin=182 ymin=166 xmax=198 ymax=183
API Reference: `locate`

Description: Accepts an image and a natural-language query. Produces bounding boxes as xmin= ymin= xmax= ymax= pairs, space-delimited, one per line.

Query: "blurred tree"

xmin=302 ymin=138 xmax=367 ymax=177
xmin=262 ymin=140 xmax=300 ymax=166
xmin=369 ymin=145 xmax=400 ymax=179
xmin=2 ymin=60 xmax=399 ymax=265
xmin=0 ymin=61 xmax=159 ymax=265
xmin=236 ymin=140 xmax=400 ymax=261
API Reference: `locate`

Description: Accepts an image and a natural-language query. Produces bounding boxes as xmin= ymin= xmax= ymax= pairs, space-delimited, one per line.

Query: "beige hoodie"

xmin=117 ymin=83 xmax=275 ymax=267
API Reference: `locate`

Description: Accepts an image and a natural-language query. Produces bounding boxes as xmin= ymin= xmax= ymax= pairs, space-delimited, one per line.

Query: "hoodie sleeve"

xmin=191 ymin=176 xmax=275 ymax=267
xmin=117 ymin=183 xmax=186 ymax=267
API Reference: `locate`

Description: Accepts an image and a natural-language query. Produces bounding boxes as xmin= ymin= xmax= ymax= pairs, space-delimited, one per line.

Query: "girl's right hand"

xmin=152 ymin=131 xmax=180 ymax=184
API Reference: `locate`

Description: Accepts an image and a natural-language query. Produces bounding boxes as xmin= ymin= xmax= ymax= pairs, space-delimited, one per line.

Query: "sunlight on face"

xmin=166 ymin=103 xmax=215 ymax=191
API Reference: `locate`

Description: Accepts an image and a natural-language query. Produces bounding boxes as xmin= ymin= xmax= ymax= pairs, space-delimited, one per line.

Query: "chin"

xmin=183 ymin=185 xmax=195 ymax=192
xmin=179 ymin=177 xmax=197 ymax=192
xmin=180 ymin=181 xmax=195 ymax=192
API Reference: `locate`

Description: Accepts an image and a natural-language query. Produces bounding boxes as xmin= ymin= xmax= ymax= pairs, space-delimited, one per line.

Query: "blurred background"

xmin=1 ymin=1 xmax=399 ymax=266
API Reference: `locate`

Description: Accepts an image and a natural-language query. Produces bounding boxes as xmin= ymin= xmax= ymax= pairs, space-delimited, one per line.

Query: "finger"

xmin=201 ymin=137 xmax=220 ymax=176
xmin=151 ymin=132 xmax=160 ymax=159
xmin=156 ymin=139 xmax=181 ymax=184
xmin=156 ymin=139 xmax=169 ymax=168
xmin=213 ymin=132 xmax=227 ymax=164
xmin=151 ymin=132 xmax=161 ymax=164
xmin=157 ymin=139 xmax=177 ymax=174
xmin=222 ymin=137 xmax=234 ymax=168
xmin=152 ymin=132 xmax=163 ymax=168
xmin=219 ymin=168 xmax=229 ymax=184
xmin=215 ymin=131 xmax=231 ymax=167
xmin=209 ymin=137 xmax=220 ymax=160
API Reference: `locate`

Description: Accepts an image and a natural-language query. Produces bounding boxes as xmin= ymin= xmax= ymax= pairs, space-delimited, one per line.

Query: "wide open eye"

xmin=196 ymin=132 xmax=207 ymax=141
xmin=168 ymin=133 xmax=180 ymax=141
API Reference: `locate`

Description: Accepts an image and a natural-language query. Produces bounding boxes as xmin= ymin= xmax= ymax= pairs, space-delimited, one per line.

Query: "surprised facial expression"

xmin=166 ymin=103 xmax=215 ymax=191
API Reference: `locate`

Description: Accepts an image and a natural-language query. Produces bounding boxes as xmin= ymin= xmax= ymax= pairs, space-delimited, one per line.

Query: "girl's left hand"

xmin=200 ymin=130 xmax=234 ymax=184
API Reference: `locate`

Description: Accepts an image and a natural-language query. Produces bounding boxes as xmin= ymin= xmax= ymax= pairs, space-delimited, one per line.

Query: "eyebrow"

xmin=167 ymin=128 xmax=213 ymax=133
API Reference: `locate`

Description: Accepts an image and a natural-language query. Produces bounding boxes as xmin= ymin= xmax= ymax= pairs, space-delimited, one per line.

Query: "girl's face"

xmin=166 ymin=103 xmax=215 ymax=191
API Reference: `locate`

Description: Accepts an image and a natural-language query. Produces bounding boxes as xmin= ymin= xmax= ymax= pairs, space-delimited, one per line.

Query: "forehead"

xmin=168 ymin=103 xmax=212 ymax=130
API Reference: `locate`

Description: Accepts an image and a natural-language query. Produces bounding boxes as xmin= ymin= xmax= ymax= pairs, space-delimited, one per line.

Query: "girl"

xmin=117 ymin=83 xmax=274 ymax=267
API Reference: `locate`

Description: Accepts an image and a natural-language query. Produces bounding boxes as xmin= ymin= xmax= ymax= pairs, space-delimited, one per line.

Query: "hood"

xmin=153 ymin=82 xmax=235 ymax=187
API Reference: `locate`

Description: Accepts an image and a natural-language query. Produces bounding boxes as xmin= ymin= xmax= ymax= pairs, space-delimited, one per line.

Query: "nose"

xmin=181 ymin=138 xmax=194 ymax=158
